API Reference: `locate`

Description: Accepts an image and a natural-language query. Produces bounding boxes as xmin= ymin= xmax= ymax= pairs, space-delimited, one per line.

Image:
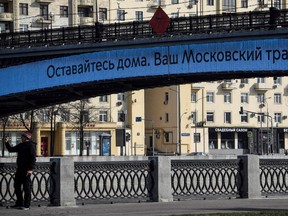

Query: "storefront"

xmin=208 ymin=127 xmax=283 ymax=155
xmin=209 ymin=127 xmax=249 ymax=149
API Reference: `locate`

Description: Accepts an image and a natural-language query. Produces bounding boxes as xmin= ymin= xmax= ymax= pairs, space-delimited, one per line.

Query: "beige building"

xmin=1 ymin=0 xmax=288 ymax=156
xmin=146 ymin=77 xmax=288 ymax=155
xmin=1 ymin=0 xmax=287 ymax=32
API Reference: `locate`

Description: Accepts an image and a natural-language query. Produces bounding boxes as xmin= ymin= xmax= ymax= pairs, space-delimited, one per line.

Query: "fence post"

xmin=50 ymin=158 xmax=76 ymax=206
xmin=149 ymin=156 xmax=173 ymax=202
xmin=238 ymin=155 xmax=261 ymax=199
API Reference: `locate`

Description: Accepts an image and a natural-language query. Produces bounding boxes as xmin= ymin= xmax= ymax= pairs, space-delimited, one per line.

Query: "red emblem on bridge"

xmin=149 ymin=7 xmax=170 ymax=35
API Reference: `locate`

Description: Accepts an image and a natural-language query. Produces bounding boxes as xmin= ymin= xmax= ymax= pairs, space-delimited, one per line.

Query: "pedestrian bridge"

xmin=0 ymin=10 xmax=288 ymax=117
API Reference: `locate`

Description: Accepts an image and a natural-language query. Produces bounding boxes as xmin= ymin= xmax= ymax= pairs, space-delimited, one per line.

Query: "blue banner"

xmin=0 ymin=39 xmax=287 ymax=97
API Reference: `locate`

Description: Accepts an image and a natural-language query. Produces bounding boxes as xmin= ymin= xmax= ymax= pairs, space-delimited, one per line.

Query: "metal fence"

xmin=171 ymin=159 xmax=241 ymax=200
xmin=0 ymin=9 xmax=287 ymax=49
xmin=2 ymin=157 xmax=288 ymax=206
xmin=260 ymin=159 xmax=288 ymax=196
xmin=74 ymin=161 xmax=153 ymax=204
xmin=0 ymin=162 xmax=51 ymax=206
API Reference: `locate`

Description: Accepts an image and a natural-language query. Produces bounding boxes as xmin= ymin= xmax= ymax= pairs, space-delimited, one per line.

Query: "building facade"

xmin=1 ymin=0 xmax=288 ymax=157
xmin=145 ymin=77 xmax=288 ymax=155
xmin=1 ymin=0 xmax=287 ymax=32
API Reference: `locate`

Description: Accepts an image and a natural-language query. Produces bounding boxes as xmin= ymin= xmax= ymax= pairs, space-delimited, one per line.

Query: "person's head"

xmin=21 ymin=131 xmax=32 ymax=142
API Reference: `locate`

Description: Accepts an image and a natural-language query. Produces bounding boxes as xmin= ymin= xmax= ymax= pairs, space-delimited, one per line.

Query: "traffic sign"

xmin=149 ymin=7 xmax=170 ymax=34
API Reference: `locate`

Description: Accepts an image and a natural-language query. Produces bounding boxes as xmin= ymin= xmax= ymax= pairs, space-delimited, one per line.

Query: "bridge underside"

xmin=0 ymin=28 xmax=288 ymax=117
xmin=0 ymin=70 xmax=286 ymax=117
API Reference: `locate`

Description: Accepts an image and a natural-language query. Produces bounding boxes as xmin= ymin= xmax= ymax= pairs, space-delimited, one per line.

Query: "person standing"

xmin=4 ymin=131 xmax=36 ymax=210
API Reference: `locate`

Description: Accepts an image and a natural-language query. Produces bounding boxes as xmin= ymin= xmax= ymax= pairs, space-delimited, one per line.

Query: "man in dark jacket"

xmin=4 ymin=131 xmax=36 ymax=210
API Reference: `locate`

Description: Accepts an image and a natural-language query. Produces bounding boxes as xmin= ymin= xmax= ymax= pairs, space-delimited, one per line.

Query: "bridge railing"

xmin=1 ymin=156 xmax=288 ymax=207
xmin=0 ymin=162 xmax=51 ymax=206
xmin=0 ymin=9 xmax=288 ymax=49
xmin=260 ymin=159 xmax=288 ymax=196
xmin=74 ymin=160 xmax=153 ymax=204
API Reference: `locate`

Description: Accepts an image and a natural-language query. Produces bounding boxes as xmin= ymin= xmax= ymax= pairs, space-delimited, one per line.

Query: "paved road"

xmin=1 ymin=198 xmax=288 ymax=216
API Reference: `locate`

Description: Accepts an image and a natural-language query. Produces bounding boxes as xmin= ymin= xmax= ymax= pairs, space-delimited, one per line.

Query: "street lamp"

xmin=49 ymin=12 xmax=54 ymax=41
xmin=169 ymin=86 xmax=182 ymax=155
xmin=194 ymin=96 xmax=207 ymax=152
xmin=260 ymin=97 xmax=271 ymax=154
xmin=239 ymin=106 xmax=273 ymax=155
xmin=124 ymin=92 xmax=135 ymax=156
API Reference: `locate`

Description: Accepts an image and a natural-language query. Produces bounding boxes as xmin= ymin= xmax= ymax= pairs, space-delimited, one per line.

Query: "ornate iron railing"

xmin=74 ymin=161 xmax=154 ymax=204
xmin=0 ymin=162 xmax=51 ymax=205
xmin=260 ymin=159 xmax=288 ymax=196
xmin=171 ymin=159 xmax=241 ymax=200
xmin=0 ymin=9 xmax=287 ymax=49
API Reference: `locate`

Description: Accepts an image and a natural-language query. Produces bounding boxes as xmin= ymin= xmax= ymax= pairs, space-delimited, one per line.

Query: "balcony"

xmin=222 ymin=82 xmax=237 ymax=90
xmin=191 ymin=83 xmax=204 ymax=89
xmin=35 ymin=0 xmax=55 ymax=3
xmin=0 ymin=12 xmax=13 ymax=22
xmin=78 ymin=0 xmax=94 ymax=6
xmin=79 ymin=17 xmax=94 ymax=25
xmin=147 ymin=0 xmax=165 ymax=8
xmin=34 ymin=17 xmax=53 ymax=25
xmin=254 ymin=83 xmax=272 ymax=91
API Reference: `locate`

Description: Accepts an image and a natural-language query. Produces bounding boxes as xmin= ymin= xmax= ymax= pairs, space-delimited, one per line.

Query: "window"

xmin=39 ymin=109 xmax=50 ymax=122
xmin=274 ymin=77 xmax=281 ymax=85
xmin=60 ymin=6 xmax=68 ymax=18
xmin=222 ymin=0 xmax=236 ymax=12
xmin=224 ymin=112 xmax=231 ymax=124
xmin=99 ymin=8 xmax=107 ymax=21
xmin=99 ymin=111 xmax=107 ymax=122
xmin=275 ymin=113 xmax=282 ymax=123
xmin=135 ymin=11 xmax=143 ymax=21
xmin=164 ymin=92 xmax=169 ymax=104
xmin=274 ymin=0 xmax=281 ymax=9
xmin=171 ymin=0 xmax=179 ymax=4
xmin=258 ymin=0 xmax=265 ymax=7
xmin=165 ymin=113 xmax=169 ymax=122
xmin=118 ymin=111 xmax=125 ymax=122
xmin=257 ymin=93 xmax=264 ymax=103
xmin=60 ymin=110 xmax=70 ymax=122
xmin=192 ymin=111 xmax=196 ymax=124
xmin=207 ymin=0 xmax=214 ymax=6
xmin=0 ymin=3 xmax=8 ymax=13
xmin=81 ymin=111 xmax=89 ymax=123
xmin=117 ymin=93 xmax=124 ymax=101
xmin=171 ymin=12 xmax=179 ymax=18
xmin=257 ymin=77 xmax=265 ymax=83
xmin=274 ymin=93 xmax=281 ymax=104
xmin=117 ymin=9 xmax=126 ymax=21
xmin=240 ymin=112 xmax=248 ymax=123
xmin=206 ymin=112 xmax=214 ymax=122
xmin=206 ymin=92 xmax=214 ymax=103
xmin=19 ymin=24 xmax=28 ymax=32
xmin=78 ymin=6 xmax=93 ymax=17
xmin=224 ymin=92 xmax=231 ymax=103
xmin=189 ymin=0 xmax=197 ymax=5
xmin=40 ymin=4 xmax=49 ymax=20
xmin=99 ymin=95 xmax=108 ymax=102
xmin=191 ymin=92 xmax=197 ymax=102
xmin=257 ymin=113 xmax=265 ymax=123
xmin=241 ymin=93 xmax=248 ymax=103
xmin=240 ymin=78 xmax=248 ymax=84
xmin=19 ymin=3 xmax=28 ymax=16
xmin=241 ymin=0 xmax=248 ymax=8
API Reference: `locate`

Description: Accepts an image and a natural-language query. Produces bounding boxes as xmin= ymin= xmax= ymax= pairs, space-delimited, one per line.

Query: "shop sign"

xmin=214 ymin=127 xmax=248 ymax=133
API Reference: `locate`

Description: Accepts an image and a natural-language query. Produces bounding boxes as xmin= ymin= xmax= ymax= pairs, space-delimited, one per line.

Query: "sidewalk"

xmin=1 ymin=198 xmax=288 ymax=216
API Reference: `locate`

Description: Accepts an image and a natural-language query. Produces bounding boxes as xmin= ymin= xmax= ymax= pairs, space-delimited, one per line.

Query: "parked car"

xmin=186 ymin=152 xmax=208 ymax=156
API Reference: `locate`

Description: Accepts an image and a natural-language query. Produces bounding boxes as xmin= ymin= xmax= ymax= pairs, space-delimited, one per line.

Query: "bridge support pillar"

xmin=49 ymin=158 xmax=76 ymax=206
xmin=149 ymin=156 xmax=173 ymax=202
xmin=238 ymin=155 xmax=261 ymax=199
